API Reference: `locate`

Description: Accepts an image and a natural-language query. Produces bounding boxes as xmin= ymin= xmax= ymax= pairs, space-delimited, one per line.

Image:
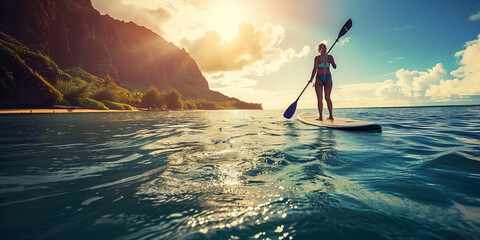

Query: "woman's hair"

xmin=318 ymin=43 xmax=327 ymax=63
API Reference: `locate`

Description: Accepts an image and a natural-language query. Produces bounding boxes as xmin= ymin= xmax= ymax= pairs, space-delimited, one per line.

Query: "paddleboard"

xmin=297 ymin=113 xmax=381 ymax=131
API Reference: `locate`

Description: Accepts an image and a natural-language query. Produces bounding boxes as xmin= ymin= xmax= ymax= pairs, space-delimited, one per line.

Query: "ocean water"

xmin=0 ymin=106 xmax=479 ymax=240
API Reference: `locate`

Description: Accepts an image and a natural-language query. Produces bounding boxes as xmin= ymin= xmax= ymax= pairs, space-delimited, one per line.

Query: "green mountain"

xmin=0 ymin=0 xmax=262 ymax=109
xmin=0 ymin=32 xmax=62 ymax=108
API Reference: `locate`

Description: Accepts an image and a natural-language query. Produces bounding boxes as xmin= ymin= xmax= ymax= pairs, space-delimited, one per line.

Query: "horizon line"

xmin=267 ymin=103 xmax=480 ymax=111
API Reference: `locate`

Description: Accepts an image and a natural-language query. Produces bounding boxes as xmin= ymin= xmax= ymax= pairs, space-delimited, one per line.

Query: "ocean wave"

xmin=1 ymin=107 xmax=479 ymax=239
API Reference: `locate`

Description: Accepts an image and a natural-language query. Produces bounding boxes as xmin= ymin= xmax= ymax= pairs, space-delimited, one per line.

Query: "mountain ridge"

xmin=0 ymin=0 xmax=262 ymax=108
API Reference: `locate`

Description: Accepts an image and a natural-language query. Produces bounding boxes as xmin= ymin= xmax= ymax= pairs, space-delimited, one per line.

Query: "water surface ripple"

xmin=1 ymin=106 xmax=479 ymax=239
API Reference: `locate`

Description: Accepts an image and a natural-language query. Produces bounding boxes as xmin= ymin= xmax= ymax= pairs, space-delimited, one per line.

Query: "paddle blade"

xmin=283 ymin=100 xmax=298 ymax=119
xmin=337 ymin=18 xmax=353 ymax=39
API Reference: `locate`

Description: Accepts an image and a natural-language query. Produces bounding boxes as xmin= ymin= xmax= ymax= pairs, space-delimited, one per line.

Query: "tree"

xmin=102 ymin=74 xmax=115 ymax=87
xmin=54 ymin=79 xmax=88 ymax=105
xmin=193 ymin=99 xmax=217 ymax=110
xmin=164 ymin=88 xmax=183 ymax=110
xmin=184 ymin=100 xmax=197 ymax=110
xmin=142 ymin=87 xmax=163 ymax=109
xmin=92 ymin=87 xmax=116 ymax=102
xmin=132 ymin=91 xmax=143 ymax=102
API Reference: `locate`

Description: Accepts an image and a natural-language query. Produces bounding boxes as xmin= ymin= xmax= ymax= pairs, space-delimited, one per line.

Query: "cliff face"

xmin=0 ymin=0 xmax=214 ymax=98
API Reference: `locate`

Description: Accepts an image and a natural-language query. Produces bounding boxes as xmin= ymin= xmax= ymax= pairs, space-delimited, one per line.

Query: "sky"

xmin=91 ymin=0 xmax=480 ymax=109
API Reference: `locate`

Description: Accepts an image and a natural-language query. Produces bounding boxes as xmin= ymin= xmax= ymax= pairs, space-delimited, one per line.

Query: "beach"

xmin=0 ymin=109 xmax=140 ymax=114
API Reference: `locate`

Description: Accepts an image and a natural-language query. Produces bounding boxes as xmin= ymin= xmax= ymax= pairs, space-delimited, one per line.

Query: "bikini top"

xmin=318 ymin=55 xmax=330 ymax=68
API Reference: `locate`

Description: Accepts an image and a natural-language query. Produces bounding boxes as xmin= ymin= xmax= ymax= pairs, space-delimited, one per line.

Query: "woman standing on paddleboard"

xmin=308 ymin=43 xmax=336 ymax=121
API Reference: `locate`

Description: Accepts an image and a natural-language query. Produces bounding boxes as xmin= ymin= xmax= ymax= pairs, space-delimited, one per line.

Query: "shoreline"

xmin=0 ymin=109 xmax=264 ymax=114
xmin=0 ymin=109 xmax=140 ymax=114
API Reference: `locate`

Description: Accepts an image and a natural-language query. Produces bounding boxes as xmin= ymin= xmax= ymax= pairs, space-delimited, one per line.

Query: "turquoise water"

xmin=1 ymin=106 xmax=480 ymax=239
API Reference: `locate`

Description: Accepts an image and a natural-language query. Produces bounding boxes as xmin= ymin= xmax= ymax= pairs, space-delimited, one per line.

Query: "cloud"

xmin=397 ymin=63 xmax=448 ymax=97
xmin=182 ymin=22 xmax=309 ymax=74
xmin=372 ymin=51 xmax=392 ymax=58
xmin=336 ymin=83 xmax=392 ymax=106
xmin=338 ymin=37 xmax=351 ymax=46
xmin=469 ymin=11 xmax=480 ymax=21
xmin=307 ymin=34 xmax=480 ymax=108
xmin=388 ymin=56 xmax=404 ymax=63
xmin=244 ymin=45 xmax=310 ymax=77
xmin=92 ymin=0 xmax=240 ymax=43
xmin=426 ymin=34 xmax=480 ymax=97
xmin=393 ymin=25 xmax=414 ymax=31
xmin=358 ymin=63 xmax=450 ymax=105
xmin=91 ymin=0 xmax=171 ymax=34
xmin=206 ymin=72 xmax=286 ymax=109
xmin=92 ymin=0 xmax=309 ymax=78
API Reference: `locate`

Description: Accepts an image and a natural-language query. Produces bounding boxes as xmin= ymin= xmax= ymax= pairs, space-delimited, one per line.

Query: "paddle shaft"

xmin=283 ymin=18 xmax=352 ymax=119
xmin=327 ymin=39 xmax=338 ymax=54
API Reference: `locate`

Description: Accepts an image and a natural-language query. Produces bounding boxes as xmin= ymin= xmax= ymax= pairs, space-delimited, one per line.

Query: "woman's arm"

xmin=330 ymin=55 xmax=337 ymax=69
xmin=309 ymin=57 xmax=318 ymax=83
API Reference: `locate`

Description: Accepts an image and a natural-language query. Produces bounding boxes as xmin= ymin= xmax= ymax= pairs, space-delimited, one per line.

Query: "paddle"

xmin=283 ymin=18 xmax=353 ymax=119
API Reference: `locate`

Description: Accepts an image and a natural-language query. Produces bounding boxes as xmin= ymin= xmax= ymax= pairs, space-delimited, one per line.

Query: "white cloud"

xmin=243 ymin=45 xmax=310 ymax=77
xmin=182 ymin=22 xmax=309 ymax=75
xmin=94 ymin=0 xmax=310 ymax=76
xmin=303 ymin=34 xmax=480 ymax=108
xmin=91 ymin=0 xmax=312 ymax=107
xmin=469 ymin=11 xmax=480 ymax=21
xmin=299 ymin=81 xmax=411 ymax=109
xmin=181 ymin=21 xmax=309 ymax=106
xmin=206 ymin=72 xmax=287 ymax=109
xmin=388 ymin=56 xmax=404 ymax=63
xmin=426 ymin=34 xmax=480 ymax=98
xmin=396 ymin=63 xmax=449 ymax=97
xmin=338 ymin=37 xmax=351 ymax=46
xmin=393 ymin=25 xmax=414 ymax=31
xmin=373 ymin=51 xmax=392 ymax=58
xmin=91 ymin=0 xmax=171 ymax=35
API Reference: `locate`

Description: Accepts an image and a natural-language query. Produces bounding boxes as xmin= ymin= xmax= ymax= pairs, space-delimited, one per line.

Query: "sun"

xmin=204 ymin=2 xmax=245 ymax=41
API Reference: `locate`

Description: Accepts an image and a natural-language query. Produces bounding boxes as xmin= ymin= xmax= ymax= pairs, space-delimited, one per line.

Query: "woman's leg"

xmin=315 ymin=83 xmax=323 ymax=120
xmin=324 ymin=79 xmax=333 ymax=120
